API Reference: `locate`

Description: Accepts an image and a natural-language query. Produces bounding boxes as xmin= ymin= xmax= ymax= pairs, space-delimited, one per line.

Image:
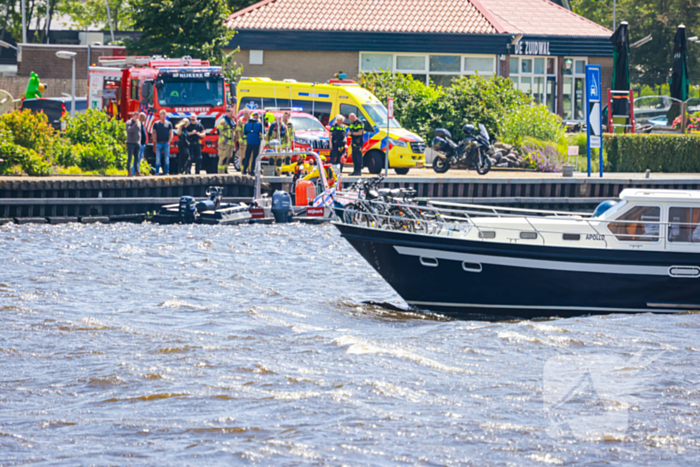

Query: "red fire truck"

xmin=88 ymin=56 xmax=229 ymax=165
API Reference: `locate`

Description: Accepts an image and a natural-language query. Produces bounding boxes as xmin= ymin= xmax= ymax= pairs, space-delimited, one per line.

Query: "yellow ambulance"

xmin=236 ymin=78 xmax=426 ymax=174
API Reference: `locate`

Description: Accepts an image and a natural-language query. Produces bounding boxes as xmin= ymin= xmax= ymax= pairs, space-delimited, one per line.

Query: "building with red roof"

xmin=226 ymin=0 xmax=613 ymax=121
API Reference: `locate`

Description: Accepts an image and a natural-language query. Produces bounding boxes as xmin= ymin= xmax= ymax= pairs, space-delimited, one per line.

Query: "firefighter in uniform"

xmin=234 ymin=109 xmax=250 ymax=172
xmin=329 ymin=114 xmax=347 ymax=175
xmin=347 ymin=113 xmax=365 ymax=176
xmin=280 ymin=111 xmax=294 ymax=151
xmin=216 ymin=107 xmax=236 ymax=174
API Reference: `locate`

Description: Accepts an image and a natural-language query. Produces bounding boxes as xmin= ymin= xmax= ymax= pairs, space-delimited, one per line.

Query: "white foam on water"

xmin=333 ymin=335 xmax=474 ymax=374
xmin=527 ymin=453 xmax=564 ymax=465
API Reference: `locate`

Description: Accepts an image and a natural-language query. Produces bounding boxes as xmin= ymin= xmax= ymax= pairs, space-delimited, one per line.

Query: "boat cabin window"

xmin=668 ymin=207 xmax=700 ymax=243
xmin=608 ymin=206 xmax=660 ymax=242
xmin=479 ymin=231 xmax=496 ymax=239
xmin=563 ymin=233 xmax=580 ymax=241
xmin=520 ymin=232 xmax=538 ymax=240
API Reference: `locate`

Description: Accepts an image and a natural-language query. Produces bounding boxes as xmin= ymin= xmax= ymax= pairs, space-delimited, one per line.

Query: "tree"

xmin=227 ymin=0 xmax=258 ymax=12
xmin=58 ymin=0 xmax=135 ymax=32
xmin=571 ymin=0 xmax=700 ymax=87
xmin=126 ymin=0 xmax=234 ymax=62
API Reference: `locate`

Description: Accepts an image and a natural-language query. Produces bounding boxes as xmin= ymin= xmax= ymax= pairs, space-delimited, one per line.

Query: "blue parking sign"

xmin=586 ymin=67 xmax=601 ymax=103
xmin=585 ymin=65 xmax=603 ymax=177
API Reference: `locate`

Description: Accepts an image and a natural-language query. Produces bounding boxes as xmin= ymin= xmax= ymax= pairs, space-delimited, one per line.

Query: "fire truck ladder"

xmin=97 ymin=56 xmax=210 ymax=69
xmin=607 ymin=89 xmax=636 ymax=133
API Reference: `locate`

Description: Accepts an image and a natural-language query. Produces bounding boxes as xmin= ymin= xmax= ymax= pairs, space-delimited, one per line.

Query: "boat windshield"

xmin=158 ymin=80 xmax=225 ymax=107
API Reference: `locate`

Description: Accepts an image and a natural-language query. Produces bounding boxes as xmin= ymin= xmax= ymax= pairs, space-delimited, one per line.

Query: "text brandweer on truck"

xmin=88 ymin=56 xmax=229 ymax=165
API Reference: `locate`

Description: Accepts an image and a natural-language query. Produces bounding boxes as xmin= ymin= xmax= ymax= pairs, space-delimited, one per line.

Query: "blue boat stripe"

xmin=393 ymin=246 xmax=683 ymax=276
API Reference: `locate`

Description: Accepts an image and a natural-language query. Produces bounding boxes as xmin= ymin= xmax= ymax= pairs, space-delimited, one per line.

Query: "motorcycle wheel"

xmin=432 ymin=157 xmax=450 ymax=174
xmin=475 ymin=152 xmax=491 ymax=175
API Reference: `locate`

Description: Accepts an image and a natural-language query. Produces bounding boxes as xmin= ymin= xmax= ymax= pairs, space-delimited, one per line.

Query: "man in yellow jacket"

xmin=234 ymin=109 xmax=250 ymax=172
xmin=217 ymin=107 xmax=236 ymax=174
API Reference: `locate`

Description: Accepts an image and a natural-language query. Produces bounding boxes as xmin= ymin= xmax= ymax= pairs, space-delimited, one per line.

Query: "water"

xmin=1 ymin=222 xmax=699 ymax=466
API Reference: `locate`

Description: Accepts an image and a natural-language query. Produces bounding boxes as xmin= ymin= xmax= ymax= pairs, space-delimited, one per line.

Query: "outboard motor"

xmin=271 ymin=190 xmax=293 ymax=223
xmin=179 ymin=196 xmax=197 ymax=224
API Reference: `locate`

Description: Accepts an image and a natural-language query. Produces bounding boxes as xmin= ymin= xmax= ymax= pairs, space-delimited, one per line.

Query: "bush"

xmin=359 ymin=71 xmax=529 ymax=142
xmin=359 ymin=70 xmax=443 ymax=142
xmin=63 ymin=110 xmax=127 ymax=172
xmin=501 ymin=104 xmax=567 ymax=150
xmin=521 ymin=140 xmax=564 ymax=172
xmin=604 ymin=133 xmax=700 ymax=173
xmin=0 ymin=112 xmax=56 ymax=175
xmin=442 ymin=75 xmax=530 ymax=141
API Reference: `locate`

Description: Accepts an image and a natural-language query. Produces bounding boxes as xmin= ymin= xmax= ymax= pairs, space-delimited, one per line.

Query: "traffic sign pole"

xmin=585 ymin=65 xmax=603 ymax=178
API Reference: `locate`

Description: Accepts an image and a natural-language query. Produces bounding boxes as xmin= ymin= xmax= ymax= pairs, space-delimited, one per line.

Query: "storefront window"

xmin=397 ymin=55 xmax=425 ymax=71
xmin=430 ymin=75 xmax=460 ymax=87
xmin=429 ymin=55 xmax=461 ymax=72
xmin=464 ymin=57 xmax=494 ymax=74
xmin=360 ymin=54 xmax=393 ymax=72
xmin=562 ymin=57 xmax=587 ymax=121
xmin=509 ymin=56 xmax=556 ymax=113
xmin=361 ymin=52 xmax=495 ymax=85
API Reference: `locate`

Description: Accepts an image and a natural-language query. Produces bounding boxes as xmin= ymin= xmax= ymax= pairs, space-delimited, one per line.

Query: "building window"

xmin=360 ymin=52 xmax=495 ymax=86
xmin=509 ymin=56 xmax=557 ymax=113
xmin=562 ymin=58 xmax=587 ymax=121
xmin=249 ymin=50 xmax=263 ymax=65
xmin=361 ymin=53 xmax=393 ymax=72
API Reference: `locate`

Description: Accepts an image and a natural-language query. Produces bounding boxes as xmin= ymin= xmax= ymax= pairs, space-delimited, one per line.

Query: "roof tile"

xmin=226 ymin=0 xmax=612 ymax=37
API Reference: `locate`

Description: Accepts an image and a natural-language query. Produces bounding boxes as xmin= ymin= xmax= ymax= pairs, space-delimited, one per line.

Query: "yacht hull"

xmin=335 ymin=223 xmax=700 ymax=320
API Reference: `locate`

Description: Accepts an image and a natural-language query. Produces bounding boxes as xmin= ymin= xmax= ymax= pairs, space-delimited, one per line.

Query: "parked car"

xmin=20 ymin=97 xmax=88 ymax=130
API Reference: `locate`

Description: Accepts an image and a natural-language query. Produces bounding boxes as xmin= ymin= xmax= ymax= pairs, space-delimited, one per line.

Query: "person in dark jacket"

xmin=137 ymin=112 xmax=147 ymax=175
xmin=175 ymin=119 xmax=191 ymax=174
xmin=242 ymin=111 xmax=264 ymax=176
xmin=125 ymin=112 xmax=141 ymax=176
xmin=329 ymin=114 xmax=347 ymax=175
xmin=186 ymin=114 xmax=206 ymax=174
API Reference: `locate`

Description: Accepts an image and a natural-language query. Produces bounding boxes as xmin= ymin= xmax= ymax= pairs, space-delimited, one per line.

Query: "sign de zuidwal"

xmin=513 ymin=40 xmax=551 ymax=56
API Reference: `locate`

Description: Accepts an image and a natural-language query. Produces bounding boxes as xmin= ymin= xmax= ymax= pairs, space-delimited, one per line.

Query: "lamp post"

xmin=56 ymin=51 xmax=77 ymax=117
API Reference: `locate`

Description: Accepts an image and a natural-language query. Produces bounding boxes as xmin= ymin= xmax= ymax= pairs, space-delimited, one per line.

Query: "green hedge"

xmin=604 ymin=133 xmax=700 ymax=173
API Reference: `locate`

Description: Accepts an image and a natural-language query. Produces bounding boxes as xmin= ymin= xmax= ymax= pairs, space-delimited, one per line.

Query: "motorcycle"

xmin=431 ymin=123 xmax=494 ymax=175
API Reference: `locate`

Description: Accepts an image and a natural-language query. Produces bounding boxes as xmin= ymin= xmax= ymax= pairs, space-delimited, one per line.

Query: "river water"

xmin=1 ymin=222 xmax=699 ymax=466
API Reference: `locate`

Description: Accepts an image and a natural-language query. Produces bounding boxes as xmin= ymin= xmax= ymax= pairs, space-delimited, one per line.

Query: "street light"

xmin=56 ymin=51 xmax=77 ymax=117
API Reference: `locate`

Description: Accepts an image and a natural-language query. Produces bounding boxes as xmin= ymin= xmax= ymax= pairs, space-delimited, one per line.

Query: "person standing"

xmin=266 ymin=113 xmax=286 ymax=148
xmin=152 ymin=110 xmax=173 ymax=175
xmin=329 ymin=115 xmax=347 ymax=175
xmin=137 ymin=112 xmax=148 ymax=175
xmin=242 ymin=111 xmax=263 ymax=176
xmin=217 ymin=107 xmax=236 ymax=174
xmin=347 ymin=113 xmax=365 ymax=176
xmin=175 ymin=119 xmax=191 ymax=174
xmin=186 ymin=114 xmax=206 ymax=174
xmin=281 ymin=111 xmax=294 ymax=151
xmin=125 ymin=112 xmax=141 ymax=176
xmin=234 ymin=109 xmax=250 ymax=172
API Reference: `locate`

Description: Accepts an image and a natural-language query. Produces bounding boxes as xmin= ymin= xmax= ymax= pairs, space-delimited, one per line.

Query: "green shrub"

xmin=442 ymin=75 xmax=530 ymax=141
xmin=0 ymin=109 xmax=56 ymax=156
xmin=63 ymin=110 xmax=127 ymax=171
xmin=603 ymin=133 xmax=700 ymax=172
xmin=359 ymin=71 xmax=529 ymax=142
xmin=501 ymin=104 xmax=566 ymax=150
xmin=359 ymin=70 xmax=443 ymax=142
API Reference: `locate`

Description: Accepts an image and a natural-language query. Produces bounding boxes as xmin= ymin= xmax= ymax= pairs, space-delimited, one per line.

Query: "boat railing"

xmin=335 ymin=196 xmax=697 ymax=248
